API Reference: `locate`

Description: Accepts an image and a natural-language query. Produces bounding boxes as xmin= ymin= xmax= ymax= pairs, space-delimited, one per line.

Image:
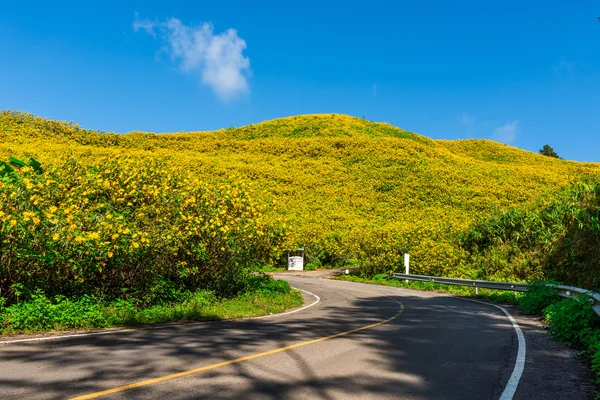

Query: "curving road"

xmin=0 ymin=276 xmax=596 ymax=399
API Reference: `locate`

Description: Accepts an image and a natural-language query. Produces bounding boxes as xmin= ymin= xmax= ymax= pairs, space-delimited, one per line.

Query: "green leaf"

xmin=0 ymin=161 xmax=14 ymax=177
xmin=28 ymin=158 xmax=43 ymax=173
xmin=9 ymin=157 xmax=27 ymax=168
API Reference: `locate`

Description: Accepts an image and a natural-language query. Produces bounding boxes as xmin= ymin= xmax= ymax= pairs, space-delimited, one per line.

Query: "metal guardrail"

xmin=552 ymin=285 xmax=600 ymax=316
xmin=391 ymin=273 xmax=528 ymax=292
xmin=390 ymin=273 xmax=600 ymax=317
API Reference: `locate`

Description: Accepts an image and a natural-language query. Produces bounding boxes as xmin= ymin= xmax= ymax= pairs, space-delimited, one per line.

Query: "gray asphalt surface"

xmin=0 ymin=276 xmax=595 ymax=399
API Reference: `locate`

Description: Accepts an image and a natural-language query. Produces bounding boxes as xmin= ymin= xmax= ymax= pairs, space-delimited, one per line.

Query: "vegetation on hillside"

xmin=2 ymin=110 xmax=599 ymax=287
xmin=461 ymin=175 xmax=600 ymax=290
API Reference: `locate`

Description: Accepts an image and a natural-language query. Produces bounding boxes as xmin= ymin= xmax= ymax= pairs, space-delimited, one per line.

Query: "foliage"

xmin=1 ymin=110 xmax=599 ymax=283
xmin=0 ymin=154 xmax=282 ymax=303
xmin=0 ymin=277 xmax=301 ymax=334
xmin=518 ymin=281 xmax=561 ymax=315
xmin=461 ymin=175 xmax=600 ymax=289
xmin=541 ymin=295 xmax=600 ymax=386
xmin=243 ymin=274 xmax=292 ymax=296
xmin=539 ymin=144 xmax=561 ymax=159
xmin=544 ymin=296 xmax=599 ymax=343
xmin=0 ymin=156 xmax=42 ymax=178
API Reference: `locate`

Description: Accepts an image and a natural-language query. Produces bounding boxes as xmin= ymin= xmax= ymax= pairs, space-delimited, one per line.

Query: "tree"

xmin=539 ymin=144 xmax=560 ymax=159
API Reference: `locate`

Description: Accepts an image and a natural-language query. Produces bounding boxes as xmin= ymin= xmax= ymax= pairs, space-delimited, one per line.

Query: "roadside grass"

xmin=0 ymin=279 xmax=303 ymax=335
xmin=334 ymin=274 xmax=521 ymax=305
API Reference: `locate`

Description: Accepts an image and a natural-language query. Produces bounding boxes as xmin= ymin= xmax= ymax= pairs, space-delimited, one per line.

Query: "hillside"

xmin=2 ymin=111 xmax=599 ymax=279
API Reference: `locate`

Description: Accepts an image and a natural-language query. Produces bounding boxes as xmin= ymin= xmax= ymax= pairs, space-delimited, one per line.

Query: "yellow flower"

xmin=52 ymin=233 xmax=59 ymax=241
xmin=9 ymin=220 xmax=16 ymax=228
xmin=22 ymin=211 xmax=35 ymax=221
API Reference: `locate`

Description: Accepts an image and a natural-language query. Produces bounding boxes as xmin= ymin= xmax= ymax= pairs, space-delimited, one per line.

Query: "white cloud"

xmin=458 ymin=113 xmax=476 ymax=133
xmin=554 ymin=57 xmax=574 ymax=77
xmin=133 ymin=13 xmax=251 ymax=101
xmin=492 ymin=121 xmax=518 ymax=145
xmin=132 ymin=13 xmax=156 ymax=37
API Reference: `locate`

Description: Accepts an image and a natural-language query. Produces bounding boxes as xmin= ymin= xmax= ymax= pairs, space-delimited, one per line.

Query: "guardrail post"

xmin=404 ymin=253 xmax=410 ymax=283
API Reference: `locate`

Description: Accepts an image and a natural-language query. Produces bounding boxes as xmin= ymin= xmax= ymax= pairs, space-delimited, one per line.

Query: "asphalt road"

xmin=0 ymin=276 xmax=595 ymax=399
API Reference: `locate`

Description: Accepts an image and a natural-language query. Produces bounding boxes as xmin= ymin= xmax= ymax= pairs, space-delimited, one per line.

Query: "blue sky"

xmin=1 ymin=1 xmax=598 ymax=161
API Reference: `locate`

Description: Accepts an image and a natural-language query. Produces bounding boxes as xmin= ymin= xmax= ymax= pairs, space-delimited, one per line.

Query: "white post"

xmin=404 ymin=253 xmax=410 ymax=283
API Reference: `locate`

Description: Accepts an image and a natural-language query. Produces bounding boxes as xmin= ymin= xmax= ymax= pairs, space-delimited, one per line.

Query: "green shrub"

xmin=461 ymin=175 xmax=600 ymax=289
xmin=519 ymin=281 xmax=561 ymax=314
xmin=244 ymin=275 xmax=291 ymax=296
xmin=0 ymin=291 xmax=108 ymax=333
xmin=544 ymin=295 xmax=599 ymax=343
xmin=590 ymin=340 xmax=600 ymax=383
xmin=0 ymin=276 xmax=299 ymax=334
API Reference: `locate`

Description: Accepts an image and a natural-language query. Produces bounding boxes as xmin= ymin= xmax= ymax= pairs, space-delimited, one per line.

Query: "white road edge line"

xmin=252 ymin=288 xmax=321 ymax=319
xmin=460 ymin=298 xmax=526 ymax=400
xmin=317 ymin=278 xmax=526 ymax=400
xmin=0 ymin=287 xmax=320 ymax=345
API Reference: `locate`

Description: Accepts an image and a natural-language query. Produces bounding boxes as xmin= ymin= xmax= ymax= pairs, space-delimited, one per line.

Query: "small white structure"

xmin=288 ymin=256 xmax=304 ymax=271
xmin=287 ymin=247 xmax=305 ymax=271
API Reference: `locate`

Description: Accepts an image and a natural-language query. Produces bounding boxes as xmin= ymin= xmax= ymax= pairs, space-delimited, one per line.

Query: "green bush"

xmin=304 ymin=263 xmax=317 ymax=271
xmin=0 ymin=276 xmax=298 ymax=334
xmin=0 ymin=291 xmax=108 ymax=332
xmin=544 ymin=296 xmax=599 ymax=343
xmin=519 ymin=281 xmax=561 ymax=314
xmin=244 ymin=275 xmax=292 ymax=296
xmin=541 ymin=295 xmax=600 ymax=385
xmin=461 ymin=175 xmax=600 ymax=289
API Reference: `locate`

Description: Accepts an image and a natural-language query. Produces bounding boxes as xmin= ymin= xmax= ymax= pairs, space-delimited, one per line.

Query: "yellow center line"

xmin=71 ymin=286 xmax=403 ymax=400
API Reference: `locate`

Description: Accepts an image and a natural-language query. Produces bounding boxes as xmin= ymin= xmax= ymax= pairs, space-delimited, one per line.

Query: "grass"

xmin=333 ymin=274 xmax=521 ymax=305
xmin=0 ymin=279 xmax=303 ymax=335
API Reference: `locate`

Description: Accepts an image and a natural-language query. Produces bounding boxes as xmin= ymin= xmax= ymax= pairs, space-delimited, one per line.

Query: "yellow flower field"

xmin=1 ymin=110 xmax=598 ymax=291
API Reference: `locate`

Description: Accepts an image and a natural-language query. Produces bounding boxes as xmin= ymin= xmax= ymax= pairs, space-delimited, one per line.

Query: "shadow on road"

xmin=0 ymin=280 xmax=524 ymax=399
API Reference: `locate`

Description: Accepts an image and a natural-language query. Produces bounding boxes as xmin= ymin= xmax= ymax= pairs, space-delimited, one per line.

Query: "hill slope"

xmin=2 ymin=111 xmax=598 ymax=278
